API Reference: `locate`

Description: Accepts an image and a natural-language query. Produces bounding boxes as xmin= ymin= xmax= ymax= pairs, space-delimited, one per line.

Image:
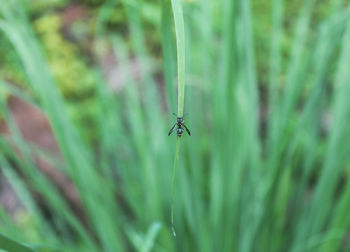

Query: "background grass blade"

xmin=0 ymin=233 xmax=35 ymax=252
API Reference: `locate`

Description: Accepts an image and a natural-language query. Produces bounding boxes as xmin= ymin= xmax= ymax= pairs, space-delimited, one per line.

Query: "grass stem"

xmin=171 ymin=137 xmax=181 ymax=236
xmin=170 ymin=0 xmax=186 ymax=117
xmin=169 ymin=0 xmax=186 ymax=237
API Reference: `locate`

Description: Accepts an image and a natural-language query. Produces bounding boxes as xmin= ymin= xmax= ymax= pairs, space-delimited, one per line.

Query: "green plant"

xmin=0 ymin=232 xmax=35 ymax=252
xmin=1 ymin=0 xmax=350 ymax=251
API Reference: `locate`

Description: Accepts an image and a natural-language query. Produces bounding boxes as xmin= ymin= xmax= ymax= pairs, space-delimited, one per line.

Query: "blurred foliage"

xmin=27 ymin=0 xmax=67 ymax=13
xmin=14 ymin=210 xmax=43 ymax=245
xmin=0 ymin=37 xmax=27 ymax=86
xmin=252 ymin=0 xmax=332 ymax=85
xmin=0 ymin=0 xmax=161 ymax=143
xmin=33 ymin=13 xmax=98 ymax=143
xmin=0 ymin=0 xmax=337 ymax=143
xmin=1 ymin=0 xmax=350 ymax=251
xmin=34 ymin=14 xmax=95 ymax=100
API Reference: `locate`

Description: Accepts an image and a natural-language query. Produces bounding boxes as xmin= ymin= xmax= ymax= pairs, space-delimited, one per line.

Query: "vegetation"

xmin=1 ymin=0 xmax=350 ymax=251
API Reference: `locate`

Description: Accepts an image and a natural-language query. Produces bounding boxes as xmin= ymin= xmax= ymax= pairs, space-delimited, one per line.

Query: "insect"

xmin=168 ymin=113 xmax=191 ymax=137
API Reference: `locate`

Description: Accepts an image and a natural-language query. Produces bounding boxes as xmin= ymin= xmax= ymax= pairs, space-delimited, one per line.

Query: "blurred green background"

xmin=1 ymin=0 xmax=350 ymax=251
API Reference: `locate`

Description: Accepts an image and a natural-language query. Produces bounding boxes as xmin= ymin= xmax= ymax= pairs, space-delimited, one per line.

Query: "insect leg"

xmin=168 ymin=123 xmax=177 ymax=136
xmin=183 ymin=124 xmax=191 ymax=136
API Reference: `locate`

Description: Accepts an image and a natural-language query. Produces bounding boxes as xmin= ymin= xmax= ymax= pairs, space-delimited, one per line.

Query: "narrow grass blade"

xmin=171 ymin=137 xmax=181 ymax=237
xmin=0 ymin=232 xmax=35 ymax=252
xmin=170 ymin=0 xmax=186 ymax=117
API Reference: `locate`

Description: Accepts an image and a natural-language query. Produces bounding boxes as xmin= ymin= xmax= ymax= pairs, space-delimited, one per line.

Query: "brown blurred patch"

xmin=0 ymin=177 xmax=22 ymax=215
xmin=7 ymin=97 xmax=59 ymax=154
xmin=61 ymin=4 xmax=89 ymax=32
